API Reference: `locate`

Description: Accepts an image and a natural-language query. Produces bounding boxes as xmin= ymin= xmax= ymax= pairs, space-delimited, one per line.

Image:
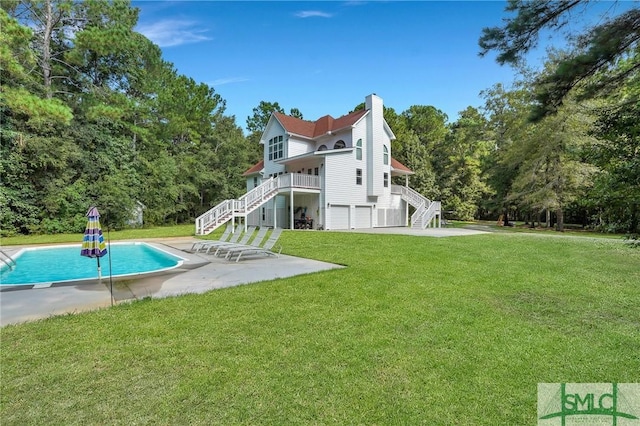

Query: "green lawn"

xmin=0 ymin=224 xmax=195 ymax=246
xmin=1 ymin=231 xmax=639 ymax=425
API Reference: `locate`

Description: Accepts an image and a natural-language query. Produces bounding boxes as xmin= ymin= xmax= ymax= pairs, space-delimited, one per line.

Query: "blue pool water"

xmin=0 ymin=243 xmax=184 ymax=286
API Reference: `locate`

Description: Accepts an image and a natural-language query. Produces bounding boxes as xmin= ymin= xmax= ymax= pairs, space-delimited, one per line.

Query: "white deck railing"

xmin=195 ymin=199 xmax=234 ymax=235
xmin=235 ymin=177 xmax=278 ymax=213
xmin=278 ymin=174 xmax=321 ymax=190
xmin=392 ymin=184 xmax=441 ymax=229
xmin=196 ymin=174 xmax=320 ymax=235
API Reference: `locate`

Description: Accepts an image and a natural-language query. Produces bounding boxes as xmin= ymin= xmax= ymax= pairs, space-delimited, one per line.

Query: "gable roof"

xmin=273 ymin=109 xmax=368 ymax=139
xmin=391 ymin=158 xmax=414 ymax=175
xmin=242 ymin=159 xmax=264 ymax=176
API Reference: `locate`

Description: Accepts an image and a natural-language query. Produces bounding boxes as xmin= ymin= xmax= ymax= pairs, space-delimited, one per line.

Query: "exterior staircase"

xmin=197 ymin=179 xmax=440 ymax=235
xmin=195 ymin=178 xmax=278 ymax=235
xmin=392 ymin=185 xmax=442 ymax=229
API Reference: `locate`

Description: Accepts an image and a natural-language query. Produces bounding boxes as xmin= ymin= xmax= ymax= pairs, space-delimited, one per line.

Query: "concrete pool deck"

xmin=0 ymin=237 xmax=345 ymax=326
xmin=0 ymin=227 xmax=487 ymax=326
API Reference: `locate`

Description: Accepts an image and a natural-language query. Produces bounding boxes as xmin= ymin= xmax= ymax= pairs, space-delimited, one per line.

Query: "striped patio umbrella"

xmin=81 ymin=206 xmax=107 ymax=280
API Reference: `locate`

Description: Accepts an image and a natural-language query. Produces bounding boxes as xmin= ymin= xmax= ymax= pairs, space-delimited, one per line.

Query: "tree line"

xmin=1 ymin=0 xmax=638 ymax=236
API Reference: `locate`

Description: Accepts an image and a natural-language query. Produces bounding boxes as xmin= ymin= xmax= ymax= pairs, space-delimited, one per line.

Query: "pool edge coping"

xmin=0 ymin=240 xmax=208 ymax=291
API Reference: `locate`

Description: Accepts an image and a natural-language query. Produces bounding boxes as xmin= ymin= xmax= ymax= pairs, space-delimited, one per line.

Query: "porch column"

xmin=273 ymin=196 xmax=277 ymax=228
xmin=290 ymin=189 xmax=294 ymax=230
xmin=405 ymin=175 xmax=409 ymax=227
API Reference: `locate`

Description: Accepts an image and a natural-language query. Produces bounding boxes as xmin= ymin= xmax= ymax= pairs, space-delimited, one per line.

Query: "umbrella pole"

xmin=97 ymin=256 xmax=101 ymax=281
xmin=107 ymin=227 xmax=113 ymax=307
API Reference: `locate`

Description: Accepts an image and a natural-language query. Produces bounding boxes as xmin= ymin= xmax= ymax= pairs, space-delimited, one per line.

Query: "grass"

xmin=1 ymin=230 xmax=639 ymax=425
xmin=0 ymin=224 xmax=194 ymax=246
xmin=463 ymin=220 xmax=625 ymax=239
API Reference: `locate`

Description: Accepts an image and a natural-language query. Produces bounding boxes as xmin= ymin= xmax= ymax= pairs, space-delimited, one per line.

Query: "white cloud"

xmin=295 ymin=10 xmax=333 ymax=18
xmin=137 ymin=19 xmax=211 ymax=47
xmin=209 ymin=77 xmax=250 ymax=86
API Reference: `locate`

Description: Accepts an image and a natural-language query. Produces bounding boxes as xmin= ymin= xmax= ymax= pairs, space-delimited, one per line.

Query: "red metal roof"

xmin=273 ymin=109 xmax=367 ymax=138
xmin=242 ymin=159 xmax=264 ymax=176
xmin=391 ymin=157 xmax=413 ymax=174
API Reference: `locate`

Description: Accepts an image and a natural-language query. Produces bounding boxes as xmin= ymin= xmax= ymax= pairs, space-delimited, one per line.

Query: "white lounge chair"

xmin=204 ymin=226 xmax=256 ymax=254
xmin=190 ymin=224 xmax=235 ymax=252
xmin=213 ymin=226 xmax=269 ymax=257
xmin=193 ymin=224 xmax=242 ymax=253
xmin=226 ymin=228 xmax=283 ymax=262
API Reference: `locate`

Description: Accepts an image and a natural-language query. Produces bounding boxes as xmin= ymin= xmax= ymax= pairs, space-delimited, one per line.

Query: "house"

xmin=126 ymin=200 xmax=146 ymax=227
xmin=195 ymin=94 xmax=441 ymax=235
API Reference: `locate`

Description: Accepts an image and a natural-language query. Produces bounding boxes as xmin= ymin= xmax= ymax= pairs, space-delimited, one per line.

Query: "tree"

xmin=479 ymin=83 xmax=533 ymax=224
xmin=479 ymin=0 xmax=640 ymax=118
xmin=438 ymin=107 xmax=492 ymax=220
xmin=246 ymin=101 xmax=284 ymax=135
xmin=588 ymin=53 xmax=640 ymax=233
xmin=507 ymin=99 xmax=599 ymax=231
xmin=289 ymin=107 xmax=303 ymax=119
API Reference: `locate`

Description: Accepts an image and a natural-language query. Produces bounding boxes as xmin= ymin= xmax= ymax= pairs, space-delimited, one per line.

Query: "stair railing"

xmin=195 ymin=199 xmax=234 ymax=235
xmin=196 ymin=177 xmax=280 ymax=235
xmin=235 ymin=177 xmax=277 ymax=214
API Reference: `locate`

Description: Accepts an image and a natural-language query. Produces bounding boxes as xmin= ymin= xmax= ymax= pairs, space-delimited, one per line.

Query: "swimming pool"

xmin=0 ymin=242 xmax=185 ymax=286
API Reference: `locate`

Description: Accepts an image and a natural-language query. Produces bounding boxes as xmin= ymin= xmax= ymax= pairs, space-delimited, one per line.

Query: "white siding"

xmin=289 ymin=137 xmax=313 ymax=157
xmin=352 ymin=122 xmax=367 ymax=170
xmin=262 ymin=118 xmax=286 ymax=177
xmin=245 ymin=176 xmax=261 ymax=192
xmin=365 ymin=94 xmax=384 ymax=197
xmin=324 ymin=152 xmax=368 ymax=206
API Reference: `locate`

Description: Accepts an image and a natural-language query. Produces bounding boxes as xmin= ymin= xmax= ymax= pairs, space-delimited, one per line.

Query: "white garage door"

xmin=355 ymin=206 xmax=371 ymax=228
xmin=329 ymin=205 xmax=350 ymax=230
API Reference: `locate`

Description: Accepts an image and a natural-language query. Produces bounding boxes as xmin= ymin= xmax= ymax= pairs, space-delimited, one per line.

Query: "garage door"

xmin=329 ymin=205 xmax=349 ymax=230
xmin=355 ymin=206 xmax=371 ymax=228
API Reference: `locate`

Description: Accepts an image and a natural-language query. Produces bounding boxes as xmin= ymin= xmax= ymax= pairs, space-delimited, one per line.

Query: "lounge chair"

xmin=204 ymin=226 xmax=256 ymax=254
xmin=190 ymin=224 xmax=235 ymax=252
xmin=192 ymin=224 xmax=241 ymax=253
xmin=213 ymin=226 xmax=269 ymax=257
xmin=226 ymin=228 xmax=283 ymax=262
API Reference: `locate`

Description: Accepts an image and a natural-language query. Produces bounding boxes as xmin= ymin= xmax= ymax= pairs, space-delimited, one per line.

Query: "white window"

xmin=356 ymin=139 xmax=362 ymax=160
xmin=383 ymin=145 xmax=389 ymax=165
xmin=268 ymin=135 xmax=284 ymax=160
xmin=356 ymin=168 xmax=362 ymax=185
xmin=383 ymin=172 xmax=389 ymax=187
xmin=334 ymin=140 xmax=345 ymax=149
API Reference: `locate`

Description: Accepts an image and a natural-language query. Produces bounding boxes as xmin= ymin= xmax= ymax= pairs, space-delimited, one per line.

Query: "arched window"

xmin=356 ymin=139 xmax=362 ymax=160
xmin=318 ymin=144 xmax=328 ymax=151
xmin=383 ymin=145 xmax=389 ymax=165
xmin=334 ymin=140 xmax=346 ymax=149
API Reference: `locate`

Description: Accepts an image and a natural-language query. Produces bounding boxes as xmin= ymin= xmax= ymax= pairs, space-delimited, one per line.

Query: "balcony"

xmin=276 ymin=174 xmax=321 ymax=191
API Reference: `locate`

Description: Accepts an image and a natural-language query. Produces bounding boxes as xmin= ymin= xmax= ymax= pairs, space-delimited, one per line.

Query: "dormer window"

xmin=334 ymin=140 xmax=346 ymax=149
xmin=268 ymin=135 xmax=284 ymax=160
xmin=383 ymin=145 xmax=389 ymax=165
xmin=318 ymin=145 xmax=328 ymax=151
xmin=356 ymin=139 xmax=362 ymax=160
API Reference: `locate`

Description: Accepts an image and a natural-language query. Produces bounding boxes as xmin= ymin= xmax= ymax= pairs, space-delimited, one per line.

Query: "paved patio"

xmin=0 ymin=227 xmax=486 ymax=326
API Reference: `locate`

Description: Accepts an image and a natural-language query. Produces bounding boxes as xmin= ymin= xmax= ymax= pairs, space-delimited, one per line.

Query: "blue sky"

xmin=133 ymin=1 xmax=629 ymax=130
